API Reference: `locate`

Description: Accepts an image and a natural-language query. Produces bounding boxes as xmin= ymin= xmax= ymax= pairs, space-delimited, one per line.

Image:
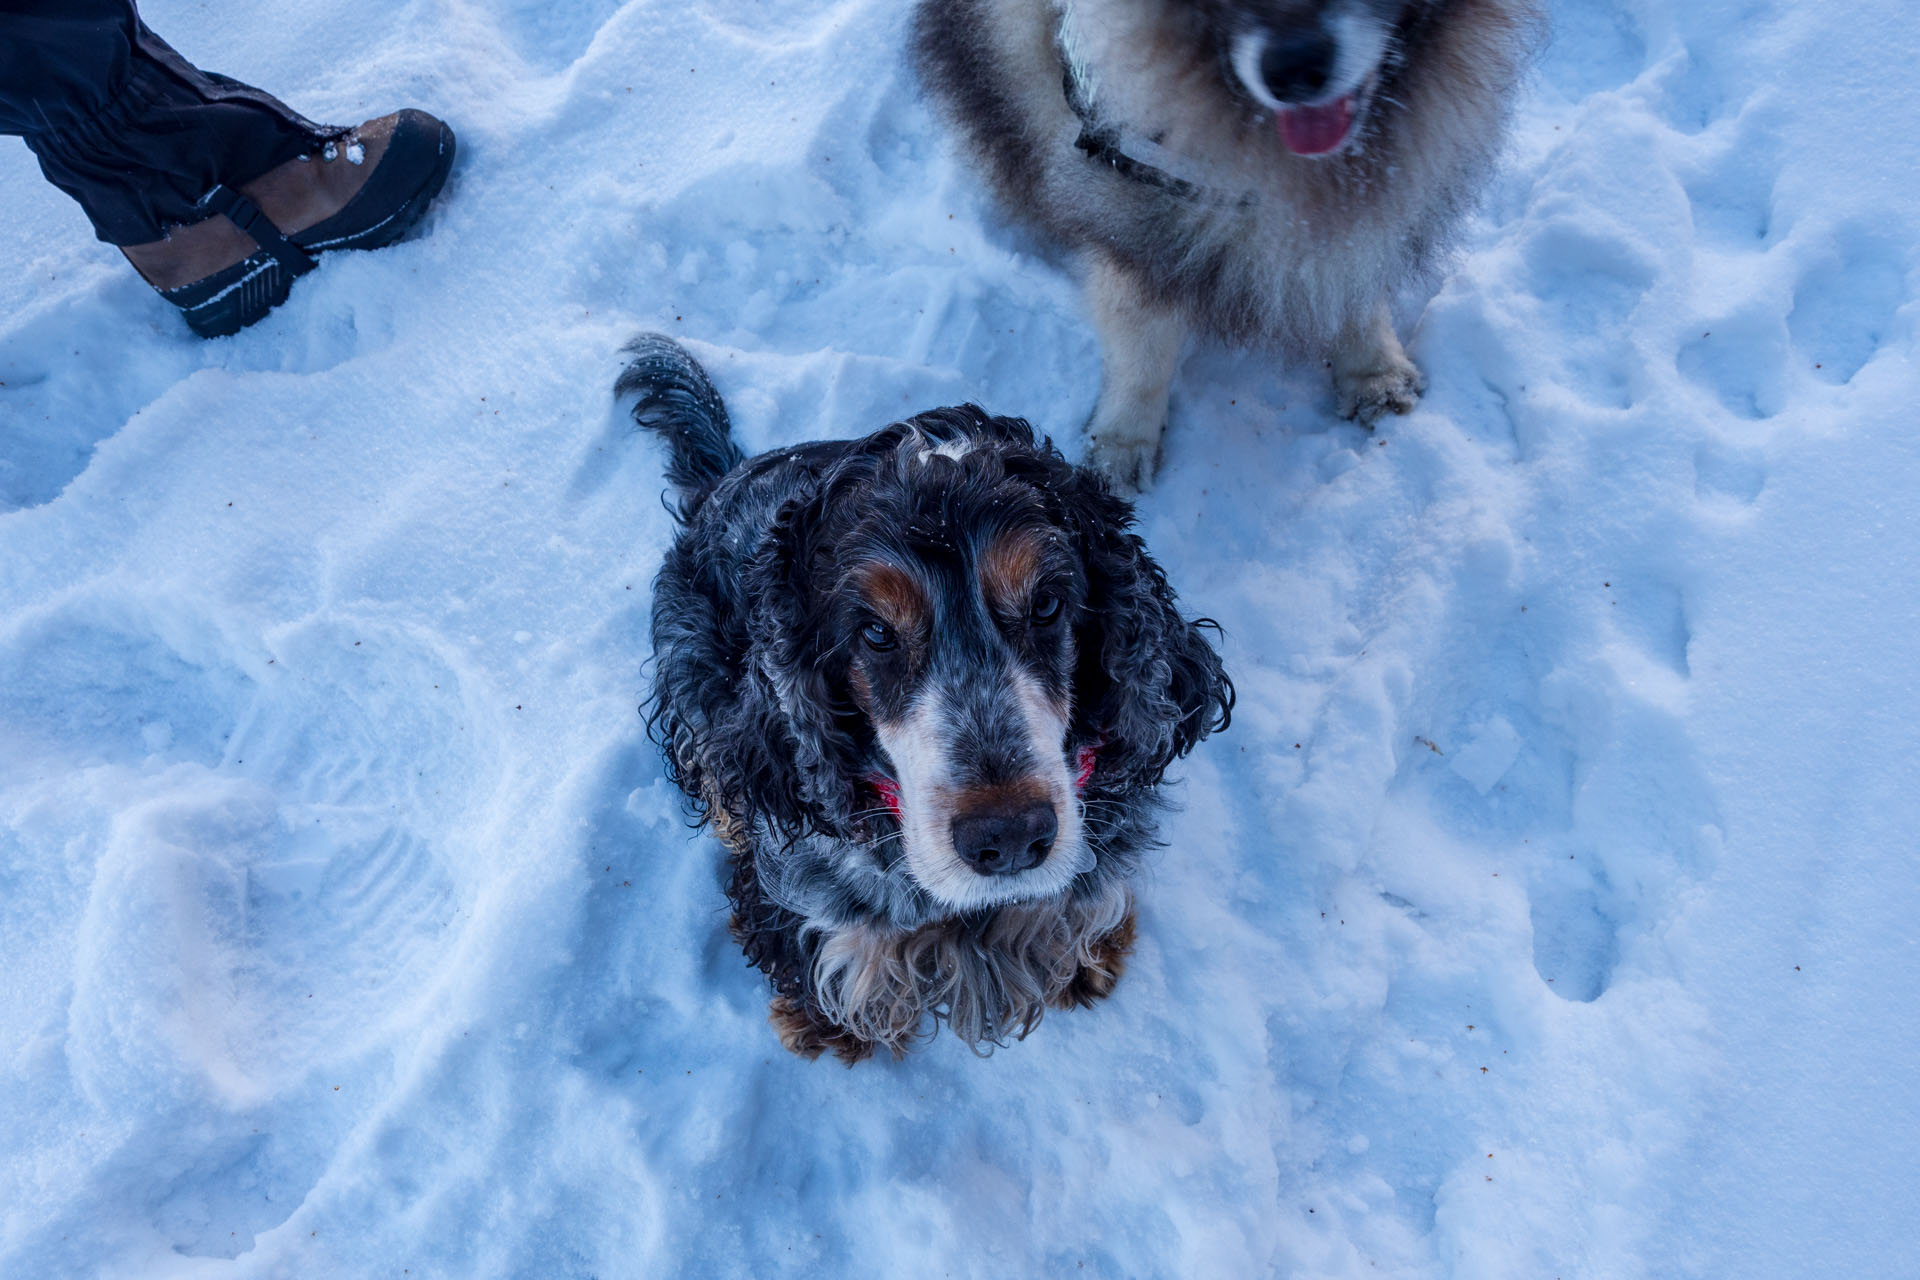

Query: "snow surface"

xmin=3 ymin=0 xmax=1918 ymax=1275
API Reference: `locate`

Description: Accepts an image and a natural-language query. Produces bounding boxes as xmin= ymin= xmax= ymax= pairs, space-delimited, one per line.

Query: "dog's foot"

xmin=769 ymin=995 xmax=876 ymax=1065
xmin=1332 ymin=302 xmax=1425 ymax=426
xmin=1085 ymin=431 xmax=1162 ymax=494
xmin=1334 ymin=352 xmax=1426 ymax=425
xmin=1049 ymin=912 xmax=1138 ymax=1010
xmin=1082 ymin=255 xmax=1184 ymax=493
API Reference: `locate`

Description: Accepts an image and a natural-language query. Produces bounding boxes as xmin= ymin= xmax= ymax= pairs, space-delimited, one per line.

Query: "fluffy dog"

xmin=914 ymin=0 xmax=1543 ymax=488
xmin=620 ymin=335 xmax=1231 ymax=1061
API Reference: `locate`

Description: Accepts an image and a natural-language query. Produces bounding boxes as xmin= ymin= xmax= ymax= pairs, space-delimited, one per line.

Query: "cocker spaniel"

xmin=620 ymin=335 xmax=1232 ymax=1061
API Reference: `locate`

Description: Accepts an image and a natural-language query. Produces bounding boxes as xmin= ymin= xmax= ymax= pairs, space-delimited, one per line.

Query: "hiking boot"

xmin=120 ymin=109 xmax=457 ymax=337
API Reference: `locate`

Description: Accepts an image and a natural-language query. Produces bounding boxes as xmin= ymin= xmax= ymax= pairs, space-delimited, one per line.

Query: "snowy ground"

xmin=3 ymin=0 xmax=1918 ymax=1275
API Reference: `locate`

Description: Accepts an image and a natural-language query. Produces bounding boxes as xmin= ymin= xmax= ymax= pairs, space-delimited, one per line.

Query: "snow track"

xmin=3 ymin=0 xmax=1917 ymax=1275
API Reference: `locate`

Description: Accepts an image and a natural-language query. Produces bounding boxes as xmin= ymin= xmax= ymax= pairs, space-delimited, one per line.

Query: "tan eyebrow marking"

xmin=978 ymin=529 xmax=1046 ymax=614
xmin=854 ymin=560 xmax=930 ymax=632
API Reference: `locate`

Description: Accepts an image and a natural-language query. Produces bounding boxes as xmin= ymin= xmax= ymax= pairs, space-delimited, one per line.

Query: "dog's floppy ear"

xmin=737 ymin=478 xmax=865 ymax=837
xmin=1059 ymin=469 xmax=1232 ymax=787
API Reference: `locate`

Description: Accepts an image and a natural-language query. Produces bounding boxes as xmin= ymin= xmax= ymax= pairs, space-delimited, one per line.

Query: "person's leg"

xmin=0 ymin=1 xmax=132 ymax=134
xmin=0 ymin=0 xmax=455 ymax=336
xmin=0 ymin=0 xmax=321 ymax=245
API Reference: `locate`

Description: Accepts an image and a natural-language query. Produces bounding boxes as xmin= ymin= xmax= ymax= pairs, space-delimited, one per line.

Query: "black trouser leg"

xmin=0 ymin=0 xmax=330 ymax=245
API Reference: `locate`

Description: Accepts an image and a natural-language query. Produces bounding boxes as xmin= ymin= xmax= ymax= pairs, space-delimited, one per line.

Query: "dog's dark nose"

xmin=951 ymin=800 xmax=1057 ymax=876
xmin=1260 ymin=28 xmax=1337 ymax=103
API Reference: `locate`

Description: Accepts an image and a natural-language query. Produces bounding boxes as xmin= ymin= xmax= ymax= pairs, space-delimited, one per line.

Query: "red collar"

xmin=1072 ymin=740 xmax=1100 ymax=791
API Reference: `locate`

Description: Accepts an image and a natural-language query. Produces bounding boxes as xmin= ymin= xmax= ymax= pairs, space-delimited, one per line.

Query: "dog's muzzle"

xmin=864 ymin=741 xmax=1100 ymax=878
xmin=1231 ymin=11 xmax=1388 ymax=156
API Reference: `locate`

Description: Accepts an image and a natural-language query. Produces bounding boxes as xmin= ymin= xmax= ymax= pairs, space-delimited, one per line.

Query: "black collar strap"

xmin=1060 ymin=69 xmax=1200 ymax=199
xmin=1055 ymin=13 xmax=1209 ymax=200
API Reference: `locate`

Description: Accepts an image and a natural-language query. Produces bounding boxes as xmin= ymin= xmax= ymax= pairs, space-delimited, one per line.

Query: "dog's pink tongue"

xmin=1278 ymin=96 xmax=1355 ymax=156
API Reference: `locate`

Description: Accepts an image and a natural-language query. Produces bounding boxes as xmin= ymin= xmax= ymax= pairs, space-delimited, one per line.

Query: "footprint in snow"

xmin=1787 ymin=224 xmax=1912 ymax=386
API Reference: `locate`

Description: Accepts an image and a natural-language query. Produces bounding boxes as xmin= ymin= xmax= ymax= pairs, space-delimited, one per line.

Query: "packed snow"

xmin=3 ymin=0 xmax=1918 ymax=1275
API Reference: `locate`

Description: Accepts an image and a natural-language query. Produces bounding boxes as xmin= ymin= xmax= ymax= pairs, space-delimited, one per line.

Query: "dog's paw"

xmin=1085 ymin=433 xmax=1162 ymax=495
xmin=769 ymin=995 xmax=876 ymax=1065
xmin=1049 ymin=912 xmax=1138 ymax=1010
xmin=1335 ymin=354 xmax=1427 ymax=426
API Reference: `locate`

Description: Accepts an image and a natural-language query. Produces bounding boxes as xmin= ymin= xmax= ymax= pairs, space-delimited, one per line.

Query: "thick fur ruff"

xmin=625 ymin=335 xmax=1230 ymax=1060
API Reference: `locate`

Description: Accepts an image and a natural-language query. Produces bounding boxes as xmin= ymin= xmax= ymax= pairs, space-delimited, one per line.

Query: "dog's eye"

xmin=861 ymin=620 xmax=899 ymax=652
xmin=1030 ymin=594 xmax=1063 ymax=626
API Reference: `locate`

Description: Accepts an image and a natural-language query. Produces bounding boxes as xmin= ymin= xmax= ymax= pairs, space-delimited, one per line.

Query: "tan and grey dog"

xmin=915 ymin=0 xmax=1542 ymax=489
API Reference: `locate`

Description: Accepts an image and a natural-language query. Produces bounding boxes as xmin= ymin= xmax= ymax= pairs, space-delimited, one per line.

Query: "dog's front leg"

xmin=1331 ymin=301 xmax=1425 ymax=425
xmin=1084 ymin=256 xmax=1186 ymax=492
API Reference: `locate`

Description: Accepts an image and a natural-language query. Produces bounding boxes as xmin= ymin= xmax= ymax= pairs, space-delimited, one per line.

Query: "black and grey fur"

xmin=621 ymin=335 xmax=1230 ymax=1061
xmin=914 ymin=0 xmax=1543 ymax=489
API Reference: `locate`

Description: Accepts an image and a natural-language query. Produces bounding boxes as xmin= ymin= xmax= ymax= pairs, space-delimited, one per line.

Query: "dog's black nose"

xmin=1260 ymin=28 xmax=1337 ymax=103
xmin=952 ymin=800 xmax=1057 ymax=876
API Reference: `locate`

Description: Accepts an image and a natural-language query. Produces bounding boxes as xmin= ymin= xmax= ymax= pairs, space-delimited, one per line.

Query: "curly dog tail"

xmin=616 ymin=333 xmax=744 ymax=520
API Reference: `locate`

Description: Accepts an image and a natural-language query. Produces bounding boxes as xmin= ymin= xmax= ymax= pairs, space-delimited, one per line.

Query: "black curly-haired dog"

xmin=620 ymin=335 xmax=1231 ymax=1061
